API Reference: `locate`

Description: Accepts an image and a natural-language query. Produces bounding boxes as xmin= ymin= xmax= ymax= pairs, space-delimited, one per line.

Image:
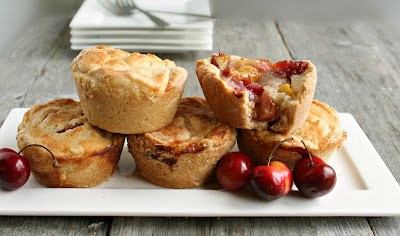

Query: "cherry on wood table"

xmin=1 ymin=13 xmax=400 ymax=236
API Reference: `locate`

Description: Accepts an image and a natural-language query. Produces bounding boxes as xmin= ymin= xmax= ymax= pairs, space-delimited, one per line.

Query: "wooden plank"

xmin=276 ymin=21 xmax=400 ymax=182
xmin=0 ymin=216 xmax=111 ymax=236
xmin=0 ymin=15 xmax=72 ymax=125
xmin=20 ymin=19 xmax=80 ymax=107
xmin=110 ymin=217 xmax=373 ymax=236
xmin=276 ymin=21 xmax=400 ymax=235
xmin=369 ymin=217 xmax=400 ymax=236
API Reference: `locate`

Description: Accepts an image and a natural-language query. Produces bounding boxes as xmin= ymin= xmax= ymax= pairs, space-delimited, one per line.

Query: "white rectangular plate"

xmin=1 ymin=109 xmax=400 ymax=216
xmin=70 ymin=44 xmax=213 ymax=52
xmin=70 ymin=29 xmax=213 ymax=36
xmin=70 ymin=35 xmax=213 ymax=44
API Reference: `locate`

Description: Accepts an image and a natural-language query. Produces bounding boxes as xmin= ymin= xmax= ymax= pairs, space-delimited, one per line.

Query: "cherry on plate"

xmin=0 ymin=151 xmax=30 ymax=191
xmin=292 ymin=141 xmax=337 ymax=198
xmin=216 ymin=152 xmax=254 ymax=191
xmin=248 ymin=138 xmax=293 ymax=200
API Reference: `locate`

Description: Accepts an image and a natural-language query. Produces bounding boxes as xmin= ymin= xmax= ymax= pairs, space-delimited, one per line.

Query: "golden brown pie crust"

xmin=17 ymin=98 xmax=125 ymax=188
xmin=70 ymin=45 xmax=187 ymax=134
xmin=127 ymin=97 xmax=237 ymax=189
xmin=196 ymin=54 xmax=317 ymax=134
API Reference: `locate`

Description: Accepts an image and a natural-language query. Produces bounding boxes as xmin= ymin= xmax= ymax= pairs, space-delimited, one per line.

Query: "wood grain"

xmin=276 ymin=20 xmax=400 ymax=235
xmin=20 ymin=20 xmax=80 ymax=107
xmin=0 ymin=216 xmax=111 ymax=236
xmin=0 ymin=15 xmax=73 ymax=125
xmin=110 ymin=217 xmax=373 ymax=236
xmin=369 ymin=217 xmax=400 ymax=236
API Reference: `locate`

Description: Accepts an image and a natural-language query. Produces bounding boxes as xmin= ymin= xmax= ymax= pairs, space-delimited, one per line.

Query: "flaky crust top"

xmin=17 ymin=98 xmax=122 ymax=158
xmin=70 ymin=45 xmax=185 ymax=95
xmin=140 ymin=97 xmax=236 ymax=153
xmin=248 ymin=100 xmax=347 ymax=152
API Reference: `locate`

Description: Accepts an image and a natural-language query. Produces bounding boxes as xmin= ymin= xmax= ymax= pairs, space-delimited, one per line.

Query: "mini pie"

xmin=70 ymin=45 xmax=188 ymax=134
xmin=127 ymin=97 xmax=237 ymax=189
xmin=237 ymin=100 xmax=347 ymax=170
xmin=17 ymin=98 xmax=125 ymax=188
xmin=196 ymin=53 xmax=317 ymax=134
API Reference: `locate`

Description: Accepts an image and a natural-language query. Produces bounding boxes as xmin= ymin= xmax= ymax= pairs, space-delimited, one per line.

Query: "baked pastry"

xmin=16 ymin=98 xmax=125 ymax=188
xmin=196 ymin=53 xmax=317 ymax=134
xmin=127 ymin=97 xmax=237 ymax=189
xmin=70 ymin=45 xmax=187 ymax=134
xmin=237 ymin=100 xmax=347 ymax=170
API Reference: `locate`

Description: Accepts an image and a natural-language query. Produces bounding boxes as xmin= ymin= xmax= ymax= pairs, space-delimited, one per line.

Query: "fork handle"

xmin=149 ymin=10 xmax=214 ymax=19
xmin=139 ymin=9 xmax=169 ymax=27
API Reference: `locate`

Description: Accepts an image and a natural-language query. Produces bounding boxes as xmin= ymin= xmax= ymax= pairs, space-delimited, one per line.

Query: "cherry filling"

xmin=211 ymin=54 xmax=308 ymax=122
xmin=274 ymin=60 xmax=308 ymax=82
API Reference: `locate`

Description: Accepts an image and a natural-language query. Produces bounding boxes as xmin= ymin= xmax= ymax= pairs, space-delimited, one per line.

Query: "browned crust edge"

xmin=18 ymin=134 xmax=125 ymax=188
xmin=196 ymin=59 xmax=258 ymax=129
xmin=127 ymin=123 xmax=237 ymax=189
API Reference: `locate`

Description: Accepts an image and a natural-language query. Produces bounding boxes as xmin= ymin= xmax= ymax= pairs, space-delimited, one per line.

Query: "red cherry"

xmin=0 ymin=152 xmax=30 ymax=190
xmin=216 ymin=152 xmax=254 ymax=191
xmin=248 ymin=138 xmax=293 ymax=200
xmin=249 ymin=161 xmax=293 ymax=200
xmin=0 ymin=144 xmax=59 ymax=191
xmin=0 ymin=148 xmax=18 ymax=154
xmin=293 ymin=141 xmax=337 ymax=198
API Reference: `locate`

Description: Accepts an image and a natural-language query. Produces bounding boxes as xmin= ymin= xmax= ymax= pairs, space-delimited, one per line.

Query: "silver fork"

xmin=97 ymin=0 xmax=131 ymax=16
xmin=116 ymin=0 xmax=169 ymax=27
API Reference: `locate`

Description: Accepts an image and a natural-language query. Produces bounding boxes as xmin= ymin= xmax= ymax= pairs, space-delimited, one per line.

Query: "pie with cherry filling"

xmin=196 ymin=53 xmax=317 ymax=134
xmin=17 ymin=98 xmax=125 ymax=188
xmin=127 ymin=97 xmax=237 ymax=189
xmin=237 ymin=100 xmax=347 ymax=170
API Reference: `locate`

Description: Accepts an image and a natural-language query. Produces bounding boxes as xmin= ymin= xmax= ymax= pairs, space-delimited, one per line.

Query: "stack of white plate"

xmin=70 ymin=0 xmax=214 ymax=52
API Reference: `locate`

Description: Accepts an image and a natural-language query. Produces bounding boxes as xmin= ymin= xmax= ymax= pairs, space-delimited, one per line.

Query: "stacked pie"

xmin=17 ymin=45 xmax=189 ymax=188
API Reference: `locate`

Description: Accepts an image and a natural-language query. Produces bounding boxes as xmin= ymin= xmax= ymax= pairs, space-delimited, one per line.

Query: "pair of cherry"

xmin=216 ymin=139 xmax=336 ymax=200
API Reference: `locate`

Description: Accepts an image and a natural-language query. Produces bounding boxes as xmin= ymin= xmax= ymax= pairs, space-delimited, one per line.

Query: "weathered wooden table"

xmin=1 ymin=9 xmax=400 ymax=236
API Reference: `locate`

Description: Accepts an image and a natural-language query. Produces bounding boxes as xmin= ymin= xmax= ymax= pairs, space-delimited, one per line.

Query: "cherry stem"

xmin=18 ymin=144 xmax=59 ymax=168
xmin=301 ymin=140 xmax=314 ymax=167
xmin=267 ymin=138 xmax=293 ymax=166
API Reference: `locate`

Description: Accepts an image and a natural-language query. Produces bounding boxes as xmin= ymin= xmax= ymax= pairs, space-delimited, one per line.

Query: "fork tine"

xmin=127 ymin=0 xmax=137 ymax=8
xmin=115 ymin=0 xmax=124 ymax=8
xmin=97 ymin=0 xmax=127 ymax=16
xmin=126 ymin=0 xmax=169 ymax=27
